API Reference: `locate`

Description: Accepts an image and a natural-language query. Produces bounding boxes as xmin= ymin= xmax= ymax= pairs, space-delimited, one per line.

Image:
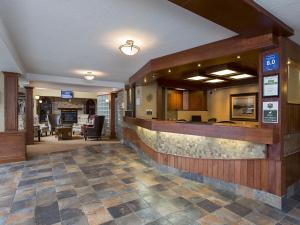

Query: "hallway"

xmin=0 ymin=143 xmax=300 ymax=225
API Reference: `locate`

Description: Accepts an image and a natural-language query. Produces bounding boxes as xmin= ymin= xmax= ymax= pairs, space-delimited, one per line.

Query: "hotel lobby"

xmin=1 ymin=1 xmax=300 ymax=225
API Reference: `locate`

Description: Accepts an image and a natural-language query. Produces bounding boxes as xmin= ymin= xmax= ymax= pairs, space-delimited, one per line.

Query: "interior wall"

xmin=207 ymin=84 xmax=258 ymax=123
xmin=0 ymin=72 xmax=4 ymax=132
xmin=135 ymin=82 xmax=157 ymax=119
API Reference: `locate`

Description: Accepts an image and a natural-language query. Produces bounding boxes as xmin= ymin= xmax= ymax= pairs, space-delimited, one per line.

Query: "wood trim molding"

xmin=3 ymin=72 xmax=19 ymax=131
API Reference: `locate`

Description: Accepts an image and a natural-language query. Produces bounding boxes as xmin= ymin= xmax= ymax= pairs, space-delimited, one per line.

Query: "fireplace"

xmin=61 ymin=109 xmax=78 ymax=124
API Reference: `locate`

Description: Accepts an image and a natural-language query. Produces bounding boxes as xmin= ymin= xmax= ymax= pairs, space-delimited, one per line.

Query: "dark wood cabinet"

xmin=167 ymin=90 xmax=207 ymax=111
xmin=167 ymin=90 xmax=183 ymax=110
xmin=188 ymin=91 xmax=207 ymax=111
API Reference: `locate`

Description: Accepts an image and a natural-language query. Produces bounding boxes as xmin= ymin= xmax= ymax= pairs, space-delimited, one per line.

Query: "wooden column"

xmin=3 ymin=72 xmax=19 ymax=131
xmin=25 ymin=87 xmax=34 ymax=145
xmin=110 ymin=92 xmax=117 ymax=139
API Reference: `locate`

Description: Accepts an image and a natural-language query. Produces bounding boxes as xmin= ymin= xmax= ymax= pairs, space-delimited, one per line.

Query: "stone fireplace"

xmin=60 ymin=109 xmax=78 ymax=124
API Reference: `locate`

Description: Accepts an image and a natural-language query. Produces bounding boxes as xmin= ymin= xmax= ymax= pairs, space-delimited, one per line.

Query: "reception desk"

xmin=123 ymin=117 xmax=282 ymax=208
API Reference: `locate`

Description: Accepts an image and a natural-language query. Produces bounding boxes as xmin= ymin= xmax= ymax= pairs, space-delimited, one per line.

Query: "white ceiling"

xmin=0 ymin=0 xmax=299 ymax=89
xmin=254 ymin=0 xmax=300 ymax=43
xmin=0 ymin=0 xmax=235 ymax=85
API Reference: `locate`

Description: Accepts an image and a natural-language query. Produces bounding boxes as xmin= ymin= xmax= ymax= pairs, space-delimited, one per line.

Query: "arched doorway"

xmin=85 ymin=99 xmax=95 ymax=115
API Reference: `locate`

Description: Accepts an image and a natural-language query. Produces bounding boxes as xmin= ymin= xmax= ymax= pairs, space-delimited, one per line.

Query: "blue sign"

xmin=61 ymin=90 xmax=73 ymax=99
xmin=263 ymin=53 xmax=279 ymax=73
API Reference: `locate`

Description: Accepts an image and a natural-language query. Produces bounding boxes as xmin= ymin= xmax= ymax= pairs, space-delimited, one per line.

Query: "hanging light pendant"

xmin=119 ymin=40 xmax=140 ymax=56
xmin=84 ymin=71 xmax=95 ymax=80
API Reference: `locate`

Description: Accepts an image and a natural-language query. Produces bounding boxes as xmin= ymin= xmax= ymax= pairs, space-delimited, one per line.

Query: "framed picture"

xmin=230 ymin=93 xmax=258 ymax=121
xmin=263 ymin=75 xmax=279 ymax=97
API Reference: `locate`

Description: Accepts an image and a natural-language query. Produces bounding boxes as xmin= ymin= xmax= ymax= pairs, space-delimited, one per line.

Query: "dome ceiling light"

xmin=84 ymin=72 xmax=95 ymax=80
xmin=119 ymin=40 xmax=140 ymax=56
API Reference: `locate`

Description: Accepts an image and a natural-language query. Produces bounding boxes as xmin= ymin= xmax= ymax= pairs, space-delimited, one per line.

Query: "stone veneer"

xmin=284 ymin=133 xmax=300 ymax=156
xmin=124 ymin=139 xmax=283 ymax=209
xmin=125 ymin=123 xmax=266 ymax=160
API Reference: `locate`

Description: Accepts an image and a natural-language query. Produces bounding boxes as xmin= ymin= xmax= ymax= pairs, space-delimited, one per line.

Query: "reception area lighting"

xmin=230 ymin=74 xmax=254 ymax=79
xmin=186 ymin=75 xmax=208 ymax=81
xmin=210 ymin=69 xmax=237 ymax=76
xmin=205 ymin=79 xmax=225 ymax=83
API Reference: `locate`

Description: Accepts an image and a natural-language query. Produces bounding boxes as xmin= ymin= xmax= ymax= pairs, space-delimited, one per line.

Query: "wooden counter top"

xmin=124 ymin=117 xmax=277 ymax=145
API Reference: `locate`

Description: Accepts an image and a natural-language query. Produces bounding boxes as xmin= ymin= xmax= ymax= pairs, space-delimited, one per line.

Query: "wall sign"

xmin=263 ymin=53 xmax=280 ymax=73
xmin=263 ymin=101 xmax=278 ymax=123
xmin=263 ymin=75 xmax=279 ymax=97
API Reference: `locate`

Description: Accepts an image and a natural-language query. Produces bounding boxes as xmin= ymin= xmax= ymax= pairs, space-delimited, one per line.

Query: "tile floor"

xmin=1 ymin=143 xmax=300 ymax=225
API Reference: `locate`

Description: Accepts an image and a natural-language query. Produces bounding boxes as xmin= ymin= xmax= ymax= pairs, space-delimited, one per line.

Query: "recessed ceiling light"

xmin=84 ymin=72 xmax=95 ymax=80
xmin=237 ymin=55 xmax=241 ymax=59
xmin=205 ymin=79 xmax=225 ymax=83
xmin=119 ymin=40 xmax=140 ymax=56
xmin=197 ymin=63 xmax=201 ymax=67
xmin=210 ymin=69 xmax=237 ymax=76
xmin=230 ymin=74 xmax=254 ymax=79
xmin=175 ymin=88 xmax=186 ymax=91
xmin=186 ymin=75 xmax=208 ymax=81
xmin=168 ymin=69 xmax=171 ymax=73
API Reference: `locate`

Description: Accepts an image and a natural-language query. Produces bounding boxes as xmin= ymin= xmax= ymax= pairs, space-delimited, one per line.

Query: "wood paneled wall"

xmin=124 ymin=127 xmax=283 ymax=196
xmin=285 ymin=152 xmax=300 ymax=189
xmin=167 ymin=90 xmax=183 ymax=111
xmin=4 ymin=72 xmax=18 ymax=131
xmin=188 ymin=90 xmax=207 ymax=111
xmin=285 ymin=104 xmax=300 ymax=134
xmin=0 ymin=131 xmax=26 ymax=163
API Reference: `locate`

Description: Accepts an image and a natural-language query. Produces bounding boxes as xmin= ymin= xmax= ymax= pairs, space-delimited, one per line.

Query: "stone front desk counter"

xmin=123 ymin=117 xmax=277 ymax=160
xmin=123 ymin=117 xmax=285 ymax=209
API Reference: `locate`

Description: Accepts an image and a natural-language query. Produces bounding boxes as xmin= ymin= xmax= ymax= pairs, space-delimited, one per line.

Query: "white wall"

xmin=0 ymin=72 xmax=4 ymax=131
xmin=136 ymin=82 xmax=157 ymax=119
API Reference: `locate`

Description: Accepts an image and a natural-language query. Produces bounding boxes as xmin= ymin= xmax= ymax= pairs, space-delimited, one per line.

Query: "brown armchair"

xmin=84 ymin=116 xmax=105 ymax=141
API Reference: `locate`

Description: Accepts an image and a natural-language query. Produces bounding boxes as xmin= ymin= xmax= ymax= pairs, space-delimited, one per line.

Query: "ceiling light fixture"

xmin=175 ymin=88 xmax=186 ymax=91
xmin=168 ymin=69 xmax=171 ymax=73
xmin=237 ymin=55 xmax=241 ymax=59
xmin=210 ymin=69 xmax=237 ymax=76
xmin=197 ymin=63 xmax=201 ymax=67
xmin=205 ymin=79 xmax=225 ymax=83
xmin=186 ymin=75 xmax=208 ymax=81
xmin=119 ymin=40 xmax=140 ymax=56
xmin=230 ymin=74 xmax=254 ymax=79
xmin=84 ymin=72 xmax=95 ymax=81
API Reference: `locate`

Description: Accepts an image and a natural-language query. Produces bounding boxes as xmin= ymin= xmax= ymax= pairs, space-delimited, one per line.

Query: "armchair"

xmin=84 ymin=116 xmax=105 ymax=141
xmin=47 ymin=114 xmax=61 ymax=135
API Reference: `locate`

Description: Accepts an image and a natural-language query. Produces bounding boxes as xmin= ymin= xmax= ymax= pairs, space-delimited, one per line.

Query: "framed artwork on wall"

xmin=230 ymin=93 xmax=258 ymax=121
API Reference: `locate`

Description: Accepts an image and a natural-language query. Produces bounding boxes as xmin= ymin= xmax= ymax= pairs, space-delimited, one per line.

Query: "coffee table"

xmin=56 ymin=127 xmax=73 ymax=140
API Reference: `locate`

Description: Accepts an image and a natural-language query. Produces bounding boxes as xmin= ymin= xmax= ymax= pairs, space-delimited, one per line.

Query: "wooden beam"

xmin=130 ymin=34 xmax=278 ymax=84
xmin=168 ymin=0 xmax=293 ymax=37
